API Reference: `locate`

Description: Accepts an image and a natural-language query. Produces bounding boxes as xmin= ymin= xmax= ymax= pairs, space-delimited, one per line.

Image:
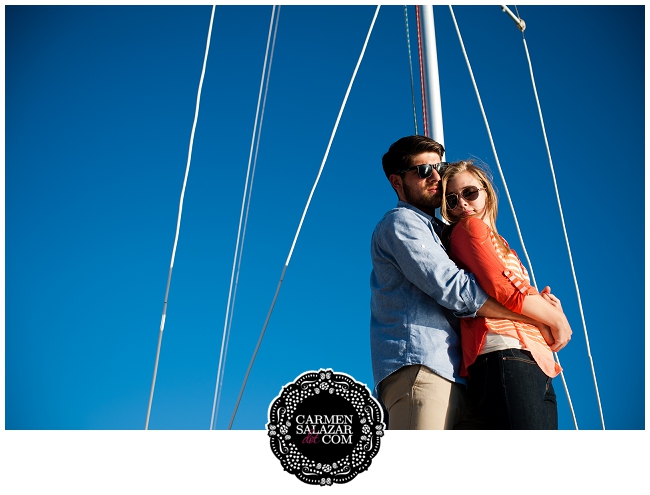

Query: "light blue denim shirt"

xmin=370 ymin=201 xmax=488 ymax=397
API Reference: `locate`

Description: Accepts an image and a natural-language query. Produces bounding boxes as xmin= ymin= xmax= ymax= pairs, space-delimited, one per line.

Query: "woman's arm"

xmin=521 ymin=294 xmax=572 ymax=352
xmin=450 ymin=218 xmax=572 ymax=352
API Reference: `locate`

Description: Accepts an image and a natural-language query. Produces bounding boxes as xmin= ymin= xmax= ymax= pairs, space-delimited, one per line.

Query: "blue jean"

xmin=467 ymin=348 xmax=558 ymax=430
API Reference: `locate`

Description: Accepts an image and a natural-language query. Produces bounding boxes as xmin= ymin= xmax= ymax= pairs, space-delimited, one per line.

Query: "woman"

xmin=440 ymin=160 xmax=572 ymax=429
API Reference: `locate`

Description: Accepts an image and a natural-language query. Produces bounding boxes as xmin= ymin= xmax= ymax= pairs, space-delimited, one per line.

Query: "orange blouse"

xmin=448 ymin=217 xmax=561 ymax=378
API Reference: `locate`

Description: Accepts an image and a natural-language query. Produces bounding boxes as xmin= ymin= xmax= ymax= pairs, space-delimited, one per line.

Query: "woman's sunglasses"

xmin=395 ymin=162 xmax=449 ymax=179
xmin=445 ymin=186 xmax=485 ymax=210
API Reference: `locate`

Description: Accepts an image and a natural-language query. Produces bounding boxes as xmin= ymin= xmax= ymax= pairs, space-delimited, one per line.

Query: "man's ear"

xmin=389 ymin=174 xmax=403 ymax=197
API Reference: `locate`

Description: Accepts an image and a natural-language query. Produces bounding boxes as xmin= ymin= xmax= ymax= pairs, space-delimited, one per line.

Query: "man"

xmin=370 ymin=135 xmax=569 ymax=430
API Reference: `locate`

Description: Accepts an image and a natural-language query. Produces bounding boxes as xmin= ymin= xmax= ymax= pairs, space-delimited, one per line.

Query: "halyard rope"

xmin=227 ymin=5 xmax=382 ymax=429
xmin=145 ymin=5 xmax=216 ymax=430
xmin=210 ymin=5 xmax=281 ymax=430
xmin=504 ymin=5 xmax=605 ymax=429
xmin=448 ymin=5 xmax=580 ymax=429
xmin=403 ymin=6 xmax=419 ymax=135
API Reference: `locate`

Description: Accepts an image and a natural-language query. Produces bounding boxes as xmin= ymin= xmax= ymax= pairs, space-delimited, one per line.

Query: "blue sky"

xmin=5 ymin=2 xmax=645 ymax=441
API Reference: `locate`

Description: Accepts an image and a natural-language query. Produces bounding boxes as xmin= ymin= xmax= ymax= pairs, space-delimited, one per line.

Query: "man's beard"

xmin=403 ymin=182 xmax=440 ymax=215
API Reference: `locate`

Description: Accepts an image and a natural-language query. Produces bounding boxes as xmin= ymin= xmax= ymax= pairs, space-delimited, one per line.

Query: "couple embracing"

xmin=370 ymin=135 xmax=572 ymax=430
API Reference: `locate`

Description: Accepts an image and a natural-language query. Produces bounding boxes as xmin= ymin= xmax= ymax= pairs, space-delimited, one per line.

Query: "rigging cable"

xmin=415 ymin=6 xmax=428 ymax=136
xmin=145 ymin=5 xmax=216 ymax=430
xmin=227 ymin=5 xmax=382 ymax=429
xmin=447 ymin=5 xmax=579 ymax=429
xmin=502 ymin=4 xmax=605 ymax=429
xmin=209 ymin=5 xmax=281 ymax=430
xmin=403 ymin=6 xmax=419 ymax=135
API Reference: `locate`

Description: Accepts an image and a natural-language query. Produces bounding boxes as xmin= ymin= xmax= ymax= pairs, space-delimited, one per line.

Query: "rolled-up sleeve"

xmin=448 ymin=217 xmax=534 ymax=314
xmin=377 ymin=209 xmax=488 ymax=317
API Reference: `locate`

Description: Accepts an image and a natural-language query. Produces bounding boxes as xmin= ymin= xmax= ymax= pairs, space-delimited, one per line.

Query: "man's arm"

xmin=476 ymin=296 xmax=570 ymax=352
xmin=378 ymin=209 xmax=488 ymax=316
xmin=476 ymin=296 xmax=552 ymax=342
xmin=476 ymin=296 xmax=534 ymax=322
xmin=520 ymin=295 xmax=572 ymax=352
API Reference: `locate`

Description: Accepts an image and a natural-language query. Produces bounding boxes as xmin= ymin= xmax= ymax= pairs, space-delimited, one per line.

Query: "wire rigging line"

xmin=403 ymin=6 xmax=419 ymax=135
xmin=500 ymin=5 xmax=581 ymax=431
xmin=227 ymin=5 xmax=382 ymax=430
xmin=447 ymin=5 xmax=580 ymax=429
xmin=209 ymin=5 xmax=281 ymax=431
xmin=415 ymin=6 xmax=428 ymax=136
xmin=145 ymin=5 xmax=216 ymax=430
xmin=503 ymin=5 xmax=605 ymax=429
xmin=498 ymin=6 xmax=580 ymax=432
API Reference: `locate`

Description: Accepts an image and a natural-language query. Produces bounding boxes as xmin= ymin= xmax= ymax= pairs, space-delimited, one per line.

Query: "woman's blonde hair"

xmin=440 ymin=160 xmax=510 ymax=255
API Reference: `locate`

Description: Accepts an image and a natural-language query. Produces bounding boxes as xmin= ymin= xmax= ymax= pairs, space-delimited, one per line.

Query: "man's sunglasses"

xmin=445 ymin=186 xmax=485 ymax=210
xmin=395 ymin=162 xmax=449 ymax=179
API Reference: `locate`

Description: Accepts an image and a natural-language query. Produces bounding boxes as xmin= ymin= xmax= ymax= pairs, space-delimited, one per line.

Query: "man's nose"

xmin=426 ymin=171 xmax=441 ymax=182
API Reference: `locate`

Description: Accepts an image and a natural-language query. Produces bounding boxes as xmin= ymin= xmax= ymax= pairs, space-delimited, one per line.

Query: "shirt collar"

xmin=396 ymin=200 xmax=446 ymax=235
xmin=396 ymin=200 xmax=433 ymax=221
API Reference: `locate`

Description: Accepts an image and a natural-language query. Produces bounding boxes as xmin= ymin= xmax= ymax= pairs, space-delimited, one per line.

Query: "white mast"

xmin=419 ymin=5 xmax=445 ymax=149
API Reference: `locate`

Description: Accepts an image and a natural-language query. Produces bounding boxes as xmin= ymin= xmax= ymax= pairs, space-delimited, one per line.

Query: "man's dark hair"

xmin=381 ymin=135 xmax=445 ymax=179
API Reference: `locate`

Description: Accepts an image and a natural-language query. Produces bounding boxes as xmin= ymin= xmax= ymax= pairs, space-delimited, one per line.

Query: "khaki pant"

xmin=380 ymin=364 xmax=480 ymax=430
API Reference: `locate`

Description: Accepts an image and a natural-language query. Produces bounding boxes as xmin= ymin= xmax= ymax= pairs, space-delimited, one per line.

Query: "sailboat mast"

xmin=419 ymin=6 xmax=445 ymax=150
